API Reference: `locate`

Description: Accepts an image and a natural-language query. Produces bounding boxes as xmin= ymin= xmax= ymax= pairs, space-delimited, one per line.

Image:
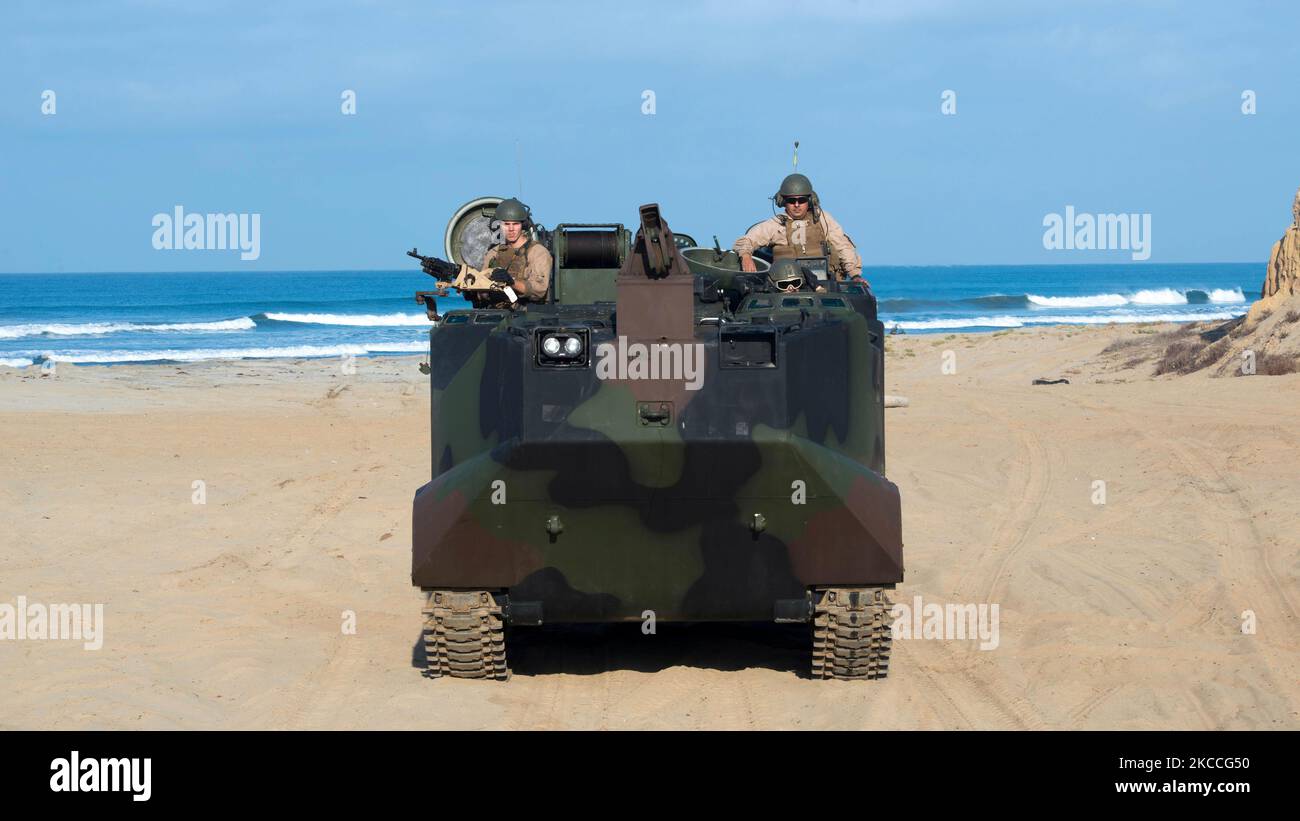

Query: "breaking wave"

xmin=26 ymin=341 xmax=428 ymax=364
xmin=1207 ymin=288 xmax=1248 ymax=303
xmin=0 ymin=318 xmax=256 ymax=339
xmin=1026 ymin=287 xmax=1247 ymax=308
xmin=258 ymin=312 xmax=433 ymax=326
xmin=1129 ymin=288 xmax=1190 ymax=305
xmin=887 ymin=309 xmax=1246 ymax=331
xmin=1026 ymin=293 xmax=1129 ymax=308
xmin=0 ymin=312 xmax=439 ymax=340
xmin=882 ymin=287 xmax=1250 ymax=313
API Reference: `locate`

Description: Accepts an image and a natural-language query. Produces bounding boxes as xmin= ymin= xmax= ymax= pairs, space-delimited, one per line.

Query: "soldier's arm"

xmin=732 ymin=218 xmax=780 ymax=257
xmin=819 ymin=212 xmax=864 ymax=280
xmin=520 ymin=245 xmax=553 ymax=301
xmin=733 ymin=219 xmax=781 ymax=271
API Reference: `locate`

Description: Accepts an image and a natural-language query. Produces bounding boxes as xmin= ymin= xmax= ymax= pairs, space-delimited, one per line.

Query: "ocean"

xmin=0 ymin=263 xmax=1260 ymax=367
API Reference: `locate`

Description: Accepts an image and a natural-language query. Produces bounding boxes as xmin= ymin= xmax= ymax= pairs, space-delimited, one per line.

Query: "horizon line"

xmin=0 ymin=260 xmax=1269 ymax=276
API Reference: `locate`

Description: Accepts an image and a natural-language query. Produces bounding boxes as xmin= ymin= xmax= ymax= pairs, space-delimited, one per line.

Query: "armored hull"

xmin=412 ymin=202 xmax=902 ymax=680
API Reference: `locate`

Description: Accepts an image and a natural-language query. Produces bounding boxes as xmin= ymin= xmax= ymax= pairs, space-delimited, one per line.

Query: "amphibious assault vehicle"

xmin=409 ymin=197 xmax=903 ymax=681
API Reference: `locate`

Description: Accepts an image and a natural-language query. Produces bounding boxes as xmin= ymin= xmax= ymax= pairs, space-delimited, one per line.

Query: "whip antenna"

xmin=516 ymin=140 xmax=524 ymax=196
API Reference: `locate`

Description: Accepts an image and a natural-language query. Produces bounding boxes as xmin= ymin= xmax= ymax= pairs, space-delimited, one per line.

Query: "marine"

xmin=767 ymin=258 xmax=823 ymax=293
xmin=733 ymin=173 xmax=865 ymax=284
xmin=481 ymin=198 xmax=554 ymax=302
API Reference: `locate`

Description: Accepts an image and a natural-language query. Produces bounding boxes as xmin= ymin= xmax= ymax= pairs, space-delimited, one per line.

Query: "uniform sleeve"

xmin=481 ymin=247 xmax=498 ymax=269
xmin=733 ymin=218 xmax=782 ymax=257
xmin=819 ymin=211 xmax=862 ymax=279
xmin=523 ymin=245 xmax=554 ymax=300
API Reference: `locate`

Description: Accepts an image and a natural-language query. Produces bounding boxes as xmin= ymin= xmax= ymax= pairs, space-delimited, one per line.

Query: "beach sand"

xmin=1 ymin=323 xmax=1297 ymax=730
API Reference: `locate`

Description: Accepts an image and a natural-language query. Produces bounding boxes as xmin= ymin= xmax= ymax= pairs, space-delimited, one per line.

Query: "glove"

xmin=489 ymin=268 xmax=514 ymax=285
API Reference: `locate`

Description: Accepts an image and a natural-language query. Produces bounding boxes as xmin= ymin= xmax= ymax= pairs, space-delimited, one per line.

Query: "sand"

xmin=1 ymin=324 xmax=1297 ymax=730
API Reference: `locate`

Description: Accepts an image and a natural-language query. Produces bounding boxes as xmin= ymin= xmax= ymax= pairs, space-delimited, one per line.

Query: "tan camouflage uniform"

xmin=734 ymin=209 xmax=863 ymax=280
xmin=482 ymin=240 xmax=554 ymax=301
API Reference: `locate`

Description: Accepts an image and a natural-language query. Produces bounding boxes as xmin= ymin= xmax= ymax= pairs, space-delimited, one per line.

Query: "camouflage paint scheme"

xmin=412 ymin=206 xmax=902 ymax=624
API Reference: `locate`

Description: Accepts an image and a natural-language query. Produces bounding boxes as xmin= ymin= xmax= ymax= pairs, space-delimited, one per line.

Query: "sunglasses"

xmin=784 ymin=197 xmax=809 ymax=205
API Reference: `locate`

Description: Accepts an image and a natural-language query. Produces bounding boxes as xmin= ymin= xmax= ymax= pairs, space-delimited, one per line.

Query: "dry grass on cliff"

xmin=1095 ymin=308 xmax=1300 ymax=378
xmin=1154 ymin=335 xmax=1231 ymax=376
xmin=1100 ymin=325 xmax=1195 ymax=355
xmin=1245 ymin=353 xmax=1299 ymax=376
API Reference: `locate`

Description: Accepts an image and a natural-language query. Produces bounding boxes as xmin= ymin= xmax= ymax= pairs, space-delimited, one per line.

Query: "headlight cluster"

xmin=536 ymin=330 xmax=588 ymax=366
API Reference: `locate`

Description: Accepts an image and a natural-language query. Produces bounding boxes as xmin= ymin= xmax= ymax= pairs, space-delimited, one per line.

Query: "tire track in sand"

xmin=903 ymin=394 xmax=1055 ymax=729
xmin=1053 ymin=392 xmax=1299 ymax=724
xmin=1162 ymin=438 xmax=1298 ymax=623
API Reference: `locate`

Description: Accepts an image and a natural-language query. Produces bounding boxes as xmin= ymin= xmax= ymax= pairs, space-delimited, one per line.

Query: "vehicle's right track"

xmin=811 ymin=587 xmax=893 ymax=680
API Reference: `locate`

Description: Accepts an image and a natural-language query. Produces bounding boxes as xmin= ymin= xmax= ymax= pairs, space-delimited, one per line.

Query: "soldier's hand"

xmin=740 ymin=254 xmax=757 ymax=273
xmin=489 ymin=268 xmax=513 ymax=286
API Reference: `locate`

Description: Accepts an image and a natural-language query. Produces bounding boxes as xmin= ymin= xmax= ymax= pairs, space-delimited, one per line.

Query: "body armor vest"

xmin=488 ymin=239 xmax=533 ymax=278
xmin=774 ymin=215 xmax=839 ymax=275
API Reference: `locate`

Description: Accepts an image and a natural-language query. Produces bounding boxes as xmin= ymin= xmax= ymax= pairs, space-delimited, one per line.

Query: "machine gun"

xmin=407 ymin=247 xmax=521 ymax=310
xmin=407 ymin=248 xmax=461 ymax=282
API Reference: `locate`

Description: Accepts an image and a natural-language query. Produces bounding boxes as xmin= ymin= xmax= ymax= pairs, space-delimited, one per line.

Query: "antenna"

xmin=792 ymin=140 xmax=799 ymax=171
xmin=515 ymin=140 xmax=524 ymax=196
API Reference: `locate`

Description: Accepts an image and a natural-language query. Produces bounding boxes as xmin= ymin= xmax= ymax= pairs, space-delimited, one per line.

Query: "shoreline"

xmin=0 ymin=317 xmax=1254 ymax=371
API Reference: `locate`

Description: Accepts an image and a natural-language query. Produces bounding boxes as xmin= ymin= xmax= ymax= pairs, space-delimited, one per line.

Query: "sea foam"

xmin=1129 ymin=288 xmax=1188 ymax=305
xmin=1207 ymin=287 xmax=1246 ymax=303
xmin=889 ymin=309 xmax=1245 ymax=331
xmin=29 ymin=341 xmax=428 ymax=364
xmin=0 ymin=318 xmax=255 ymax=339
xmin=261 ymin=312 xmax=433 ymax=326
xmin=1027 ymin=293 xmax=1129 ymax=308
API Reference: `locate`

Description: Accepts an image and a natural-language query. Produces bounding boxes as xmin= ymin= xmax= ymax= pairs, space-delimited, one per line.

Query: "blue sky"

xmin=2 ymin=0 xmax=1298 ymax=272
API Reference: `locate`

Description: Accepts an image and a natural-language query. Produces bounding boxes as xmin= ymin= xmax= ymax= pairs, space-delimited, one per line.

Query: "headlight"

xmin=535 ymin=329 xmax=591 ymax=367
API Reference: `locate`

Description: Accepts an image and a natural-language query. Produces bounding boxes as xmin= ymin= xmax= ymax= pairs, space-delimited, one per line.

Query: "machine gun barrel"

xmin=407 ymin=248 xmax=461 ymax=281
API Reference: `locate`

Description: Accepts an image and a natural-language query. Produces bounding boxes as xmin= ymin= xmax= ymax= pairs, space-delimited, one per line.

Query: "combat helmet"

xmin=767 ymin=258 xmax=806 ymax=292
xmin=775 ymin=174 xmax=817 ymax=207
xmin=495 ymin=197 xmax=533 ymax=228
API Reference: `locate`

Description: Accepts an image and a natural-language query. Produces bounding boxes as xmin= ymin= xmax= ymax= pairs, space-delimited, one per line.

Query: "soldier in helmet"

xmin=481 ymin=198 xmax=554 ymax=302
xmin=734 ymin=174 xmax=865 ymax=285
xmin=767 ymin=258 xmax=825 ymax=293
